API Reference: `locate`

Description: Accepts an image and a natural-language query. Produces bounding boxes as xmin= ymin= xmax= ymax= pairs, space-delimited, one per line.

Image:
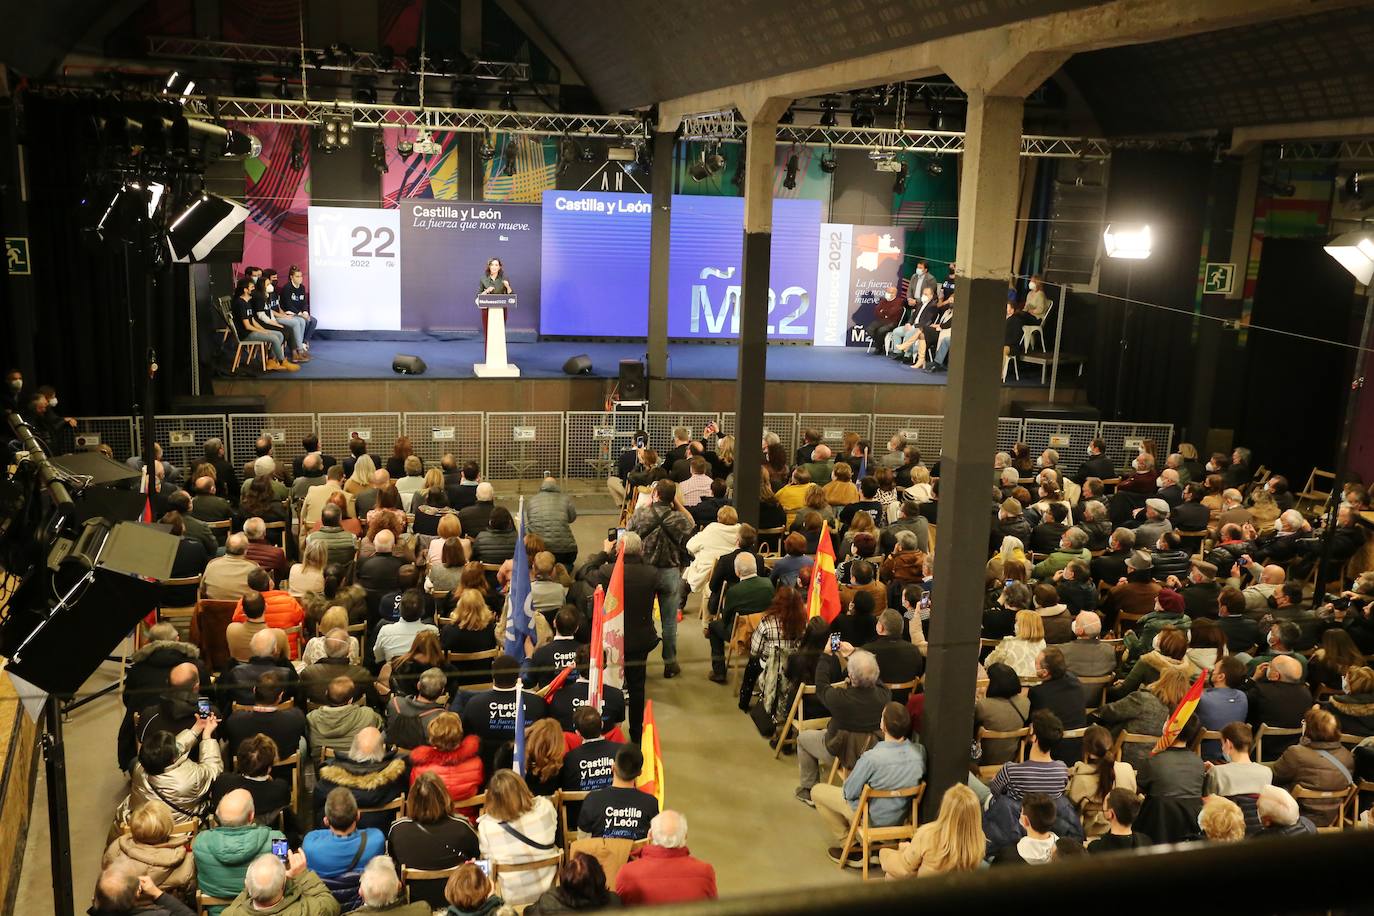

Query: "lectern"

xmin=474 ymin=293 xmax=521 ymax=378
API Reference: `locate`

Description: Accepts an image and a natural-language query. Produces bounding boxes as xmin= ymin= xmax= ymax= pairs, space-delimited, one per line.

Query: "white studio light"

xmin=1324 ymin=230 xmax=1374 ymax=285
xmin=1103 ymin=223 xmax=1153 ymax=260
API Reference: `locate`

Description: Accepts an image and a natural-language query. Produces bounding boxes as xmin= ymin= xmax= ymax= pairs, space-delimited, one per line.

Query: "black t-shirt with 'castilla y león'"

xmin=577 ymin=785 xmax=658 ymax=840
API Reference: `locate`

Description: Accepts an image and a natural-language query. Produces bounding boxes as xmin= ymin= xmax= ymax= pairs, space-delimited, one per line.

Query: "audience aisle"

xmin=15 ymin=503 xmax=848 ymax=915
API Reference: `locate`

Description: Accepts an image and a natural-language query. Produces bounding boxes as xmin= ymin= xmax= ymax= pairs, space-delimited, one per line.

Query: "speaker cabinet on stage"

xmin=619 ymin=359 xmax=646 ymax=400
xmin=562 ymin=354 xmax=593 ymax=376
xmin=393 ymin=354 xmax=427 ymax=375
xmin=1011 ymin=401 xmax=1101 ymax=421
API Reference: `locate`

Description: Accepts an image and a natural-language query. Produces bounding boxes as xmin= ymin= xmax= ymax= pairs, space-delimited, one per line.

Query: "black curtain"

xmin=1238 ymin=238 xmax=1355 ymax=481
xmin=1063 ymin=150 xmax=1214 ymax=426
xmin=4 ymin=96 xmax=191 ymax=417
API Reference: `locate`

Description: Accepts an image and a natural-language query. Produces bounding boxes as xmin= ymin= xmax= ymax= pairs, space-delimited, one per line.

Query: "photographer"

xmin=608 ymin=429 xmax=651 ymax=506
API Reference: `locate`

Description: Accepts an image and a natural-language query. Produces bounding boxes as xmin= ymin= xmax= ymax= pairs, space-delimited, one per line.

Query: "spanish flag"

xmin=1152 ymin=668 xmax=1208 ymax=755
xmin=636 ymin=700 xmax=665 ymax=808
xmin=807 ymin=525 xmax=842 ymax=624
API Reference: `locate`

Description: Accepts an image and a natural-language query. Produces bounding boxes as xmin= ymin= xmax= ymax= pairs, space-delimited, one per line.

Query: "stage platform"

xmin=214 ymin=336 xmax=1084 ymax=415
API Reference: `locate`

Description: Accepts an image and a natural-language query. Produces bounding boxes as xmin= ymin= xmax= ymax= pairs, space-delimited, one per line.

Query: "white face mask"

xmin=47 ymin=396 xmax=57 ymax=407
xmin=921 ymin=295 xmax=932 ymax=304
xmin=8 ymin=379 xmax=20 ymax=391
xmin=1267 ymin=631 xmax=1278 ymax=649
xmin=916 ymin=268 xmax=926 ymax=276
xmin=1206 ymin=462 xmax=1215 ymax=472
xmin=884 ymin=291 xmax=895 ymax=301
xmin=1156 ymin=476 xmax=1166 ymax=489
xmin=1029 ymin=282 xmax=1038 ymax=291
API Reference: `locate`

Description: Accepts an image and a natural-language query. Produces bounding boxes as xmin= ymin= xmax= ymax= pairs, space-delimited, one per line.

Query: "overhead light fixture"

xmin=274 ymin=73 xmax=291 ymax=100
xmin=1103 ymin=223 xmax=1153 ymax=260
xmin=316 ymin=112 xmax=353 ymax=152
xmin=396 ymin=137 xmax=414 ymax=159
xmin=850 ymin=96 xmax=875 ymax=128
xmin=893 ymin=161 xmax=909 ymax=195
xmin=1324 ymin=231 xmax=1374 ymax=285
xmin=371 ymin=132 xmax=388 ymax=174
xmin=818 ymin=96 xmax=839 ymax=128
xmin=394 ymin=75 xmax=420 ymax=106
xmin=479 ymin=129 xmax=496 ymax=161
xmin=500 ymin=86 xmax=518 ymax=112
xmin=377 ymin=45 xmax=396 ymax=70
xmin=689 ymin=142 xmax=724 ymax=182
xmin=1342 ymin=171 xmax=1366 ymax=201
xmin=352 ymin=77 xmax=377 ymax=105
xmin=783 ymin=146 xmax=799 ymax=190
xmin=779 ymin=105 xmax=795 ymax=125
xmin=412 ymin=130 xmax=442 ymax=156
xmin=925 ymin=157 xmax=944 ymax=177
xmin=221 ymin=130 xmax=262 ymax=161
xmin=163 ymin=71 xmax=196 ymax=100
xmin=500 ymin=141 xmax=518 ymax=176
xmin=289 ymin=134 xmax=305 ymax=170
xmin=819 ymin=145 xmax=837 ymax=174
xmin=929 ymin=110 xmax=945 ymax=131
xmin=167 ymin=193 xmax=249 ymax=262
xmin=558 ymin=135 xmax=578 ymax=176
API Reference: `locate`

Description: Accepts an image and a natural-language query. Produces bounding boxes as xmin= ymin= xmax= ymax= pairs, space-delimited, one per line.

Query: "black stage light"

xmin=480 ymin=129 xmax=496 ymax=161
xmin=394 ymin=74 xmax=420 ymax=106
xmin=371 ymin=133 xmax=388 ymax=174
xmin=500 ymin=141 xmax=518 ymax=176
xmin=893 ymin=161 xmax=909 ymax=195
xmin=850 ymin=98 xmax=875 ymax=128
xmin=819 ymin=96 xmax=839 ymax=128
xmin=397 ymin=137 xmax=414 ymax=159
xmin=926 ymin=157 xmax=944 ymax=177
xmin=783 ymin=147 xmax=799 ymax=190
xmin=274 ymin=74 xmax=291 ymax=100
xmin=819 ymin=146 xmax=838 ymax=174
xmin=500 ymin=86 xmax=518 ymax=112
xmin=289 ymin=135 xmax=305 ymax=171
xmin=779 ymin=105 xmax=795 ymax=125
xmin=352 ymin=77 xmax=377 ymax=104
xmin=377 ymin=45 xmax=396 ymax=69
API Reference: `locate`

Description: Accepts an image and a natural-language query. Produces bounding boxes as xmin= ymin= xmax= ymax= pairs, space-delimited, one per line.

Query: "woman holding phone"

xmin=478 ymin=257 xmax=512 ymax=338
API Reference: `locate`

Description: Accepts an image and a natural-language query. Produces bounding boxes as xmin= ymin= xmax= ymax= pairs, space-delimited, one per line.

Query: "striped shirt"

xmin=989 ymin=759 xmax=1070 ymax=800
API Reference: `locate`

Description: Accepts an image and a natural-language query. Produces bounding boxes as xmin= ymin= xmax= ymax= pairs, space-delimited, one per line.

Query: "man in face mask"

xmin=890 ymin=283 xmax=939 ymax=361
xmin=865 ymin=284 xmax=907 ymax=356
xmin=2 ymin=369 xmax=24 ymax=413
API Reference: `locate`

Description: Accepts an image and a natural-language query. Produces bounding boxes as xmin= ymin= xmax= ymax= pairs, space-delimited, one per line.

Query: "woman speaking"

xmin=478 ymin=257 xmax=512 ymax=338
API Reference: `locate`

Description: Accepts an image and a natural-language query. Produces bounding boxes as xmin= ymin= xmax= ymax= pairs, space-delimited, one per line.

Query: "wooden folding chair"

xmin=402 ymin=863 xmax=466 ymax=903
xmin=756 ymin=527 xmax=786 ymax=555
xmin=451 ymin=792 xmax=486 ymax=817
xmin=1077 ymin=674 xmax=1113 ymax=710
xmin=444 ymin=648 xmax=500 ymax=666
xmin=558 ymin=789 xmax=588 ymax=853
xmin=222 ymin=311 xmax=269 ymax=374
xmin=773 ymin=684 xmax=829 ymax=759
xmin=190 ymin=598 xmax=238 ymax=670
xmin=357 ymin=794 xmax=406 ymax=823
xmin=724 ymin=612 xmax=764 ymax=677
xmin=1192 ymin=729 xmax=1223 ymax=757
xmin=1291 ymin=784 xmax=1357 ymax=832
xmin=274 ymin=752 xmax=302 ymax=812
xmin=1113 ymin=731 xmax=1161 ymax=759
xmin=491 ymin=854 xmax=563 ymax=899
xmin=196 ymin=891 xmax=237 ymax=915
xmin=157 ymin=575 xmax=204 ymax=636
xmin=837 ymin=783 xmax=926 ymax=880
xmin=231 ymin=699 xmax=296 ymax=714
xmin=1114 ymin=609 xmax=1149 ymax=637
xmin=1295 ymin=468 xmax=1336 ymax=520
xmin=976 ymin=726 xmax=1030 ymax=781
xmin=1255 ymin=724 xmax=1303 ymax=763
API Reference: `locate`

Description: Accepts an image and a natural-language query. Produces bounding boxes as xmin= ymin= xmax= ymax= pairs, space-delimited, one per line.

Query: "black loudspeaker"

xmin=392 ymin=354 xmax=427 ymax=375
xmin=1010 ymin=401 xmax=1101 ymax=421
xmin=562 ymin=354 xmax=593 ymax=376
xmin=619 ymin=359 xmax=646 ymax=400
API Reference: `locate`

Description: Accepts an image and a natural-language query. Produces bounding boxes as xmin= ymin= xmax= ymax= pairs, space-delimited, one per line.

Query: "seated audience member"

xmin=459 ymin=481 xmax=497 ymax=538
xmin=306 ymin=503 xmax=359 ymax=568
xmin=386 ymin=629 xmax=455 ymax=700
xmin=386 ymin=666 xmax=449 ymax=750
xmin=1215 ymin=586 xmax=1260 ymax=652
xmin=352 ymin=855 xmax=429 ymax=915
xmin=796 ymin=648 xmax=889 ymax=806
xmin=985 ymin=610 xmax=1047 ymax=680
xmin=308 ymin=677 xmax=384 ymax=757
xmin=1028 ymin=502 xmax=1070 ymax=554
xmin=1030 ymin=583 xmax=1073 ymax=645
xmin=579 ymin=745 xmax=659 ymax=841
xmin=192 ymin=789 xmax=288 ymax=912
xmin=242 ymin=516 xmax=290 ymax=580
xmin=1271 ymin=707 xmax=1356 ymax=827
xmin=1087 ymin=788 xmax=1152 ymax=853
xmin=100 ymin=800 xmax=196 ymax=900
xmin=858 ymin=608 xmax=925 ymax=702
xmin=211 ymin=734 xmax=292 ymax=827
xmin=1148 ymin=531 xmax=1190 ymax=583
xmin=1055 ymin=559 xmax=1098 ymax=616
xmin=288 ymin=540 xmax=329 ymax=602
xmin=1032 ymin=527 xmax=1091 ymax=580
xmin=614 ymin=809 xmax=717 ymax=905
xmin=1028 ymin=648 xmax=1086 ymax=763
xmin=1094 ymin=667 xmax=1191 ymax=770
xmin=546 ymin=647 xmax=626 ymax=735
xmin=561 ymin=705 xmax=625 ymax=804
xmin=440 ymin=589 xmax=500 ymax=670
xmin=223 ymin=851 xmax=339 ymax=915
xmin=125 ymin=690 xmax=223 ymax=817
xmin=313 ymin=727 xmax=407 ymax=831
xmin=223 ymin=671 xmax=308 ymax=758
xmin=990 ymin=793 xmax=1059 ymax=866
xmin=1247 ymin=620 xmax=1308 ymax=677
xmin=225 ymin=592 xmax=286 ymax=664
xmin=879 ymin=782 xmax=984 ymax=878
xmin=1109 ymin=625 xmax=1194 ymax=701
xmin=707 ymin=552 xmax=774 ymax=682
xmin=1061 ymin=611 xmax=1115 ymax=685
xmin=1121 ymin=587 xmax=1189 ymax=662
xmin=525 ymin=853 xmax=621 ymax=915
xmin=770 ymin=532 xmax=814 ymax=589
xmin=299 ymin=626 xmax=371 ymax=707
xmin=408 ymin=711 xmax=484 ymax=805
xmin=1067 ymin=725 xmax=1136 ymax=838
xmin=477 ymin=769 xmax=559 ymax=907
xmin=437 ymin=862 xmax=506 ymax=916
xmin=373 ymin=591 xmax=439 ymax=665
xmin=459 ymin=655 xmax=548 ymax=773
xmin=303 ymin=787 xmax=385 ymax=880
xmin=202 ymin=532 xmax=260 ymax=601
xmin=1308 ymin=628 xmax=1364 ymax=698
xmin=1090 ymin=527 xmax=1134 ymax=585
xmin=1197 ymin=658 xmax=1249 ymax=758
xmin=877 ymin=532 xmax=924 ymax=588
xmin=474 ymin=506 xmax=519 ymax=564
xmin=1204 ymin=722 xmax=1271 ymax=831
xmin=426 ymin=536 xmax=467 ymax=595
xmin=386 ymin=772 xmax=479 ymax=909
xmin=1246 ymin=655 xmax=1312 ymax=758
xmin=976 ymin=663 xmax=1032 ymax=768
xmin=221 ymin=629 xmax=298 ymax=708
xmin=989 ymin=710 xmax=1070 ymax=801
xmin=812 ymin=702 xmax=926 ymax=866
xmin=358 ymin=528 xmax=406 ymax=594
xmin=124 ymin=658 xmax=203 ymax=773
xmin=492 ymin=717 xmax=567 ymax=798
xmin=1257 ymin=784 xmax=1317 ymax=837
xmin=1198 ymin=796 xmax=1247 ymax=843
xmin=88 ymin=868 xmax=195 ymax=916
xmin=1135 ymin=716 xmax=1207 ymax=846
xmin=528 ymin=606 xmax=582 ymax=687
xmin=231 ymin=567 xmax=306 ymax=658
xmin=1331 ymin=665 xmax=1374 ymax=737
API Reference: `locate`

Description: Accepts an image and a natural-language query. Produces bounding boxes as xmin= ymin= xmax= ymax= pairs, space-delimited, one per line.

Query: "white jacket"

xmin=685 ymin=522 xmax=741 ymax=593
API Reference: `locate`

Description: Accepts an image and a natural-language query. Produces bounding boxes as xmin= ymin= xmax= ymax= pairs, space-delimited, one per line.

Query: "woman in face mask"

xmin=1025 ymin=275 xmax=1049 ymax=320
xmin=2 ymin=369 xmax=23 ymax=412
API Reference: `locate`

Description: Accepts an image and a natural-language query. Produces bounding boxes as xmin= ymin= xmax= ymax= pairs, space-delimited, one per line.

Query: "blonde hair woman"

xmin=100 ymin=800 xmax=195 ymax=897
xmin=477 ymin=769 xmax=558 ymax=907
xmin=879 ymin=783 xmax=984 ymax=878
xmin=1199 ymin=796 xmax=1246 ymax=842
xmin=300 ymin=605 xmax=361 ymax=665
xmin=1095 ymin=666 xmax=1192 ymax=770
xmin=984 ymin=609 xmax=1046 ymax=679
xmin=822 ymin=461 xmax=859 ymax=507
xmin=287 ymin=539 xmax=328 ymax=600
xmin=345 ymin=453 xmax=377 ymax=495
xmin=907 ymin=464 xmax=934 ymax=504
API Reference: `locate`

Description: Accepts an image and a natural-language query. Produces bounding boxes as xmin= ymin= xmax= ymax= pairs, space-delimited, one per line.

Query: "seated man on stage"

xmin=231 ymin=278 xmax=297 ymax=372
xmin=251 ymin=276 xmax=307 ymax=364
xmin=280 ymin=265 xmax=318 ymax=346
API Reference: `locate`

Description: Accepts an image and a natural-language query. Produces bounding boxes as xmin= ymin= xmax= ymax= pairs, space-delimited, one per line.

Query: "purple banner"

xmin=399 ymin=199 xmax=542 ymax=332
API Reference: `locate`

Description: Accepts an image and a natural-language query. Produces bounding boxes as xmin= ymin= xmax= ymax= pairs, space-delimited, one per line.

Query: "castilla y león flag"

xmin=807 ymin=525 xmax=842 ymax=624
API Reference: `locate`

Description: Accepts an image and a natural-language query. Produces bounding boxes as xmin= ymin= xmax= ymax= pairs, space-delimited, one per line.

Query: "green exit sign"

xmin=1204 ymin=262 xmax=1236 ymax=295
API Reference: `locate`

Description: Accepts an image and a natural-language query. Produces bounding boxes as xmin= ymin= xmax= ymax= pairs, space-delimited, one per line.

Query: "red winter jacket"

xmin=409 ymin=735 xmax=484 ymax=810
xmin=615 ymin=845 xmax=718 ymax=905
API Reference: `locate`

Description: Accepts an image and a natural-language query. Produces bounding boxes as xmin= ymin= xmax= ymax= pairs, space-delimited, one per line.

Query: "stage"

xmin=213 ymin=335 xmax=1085 ymax=416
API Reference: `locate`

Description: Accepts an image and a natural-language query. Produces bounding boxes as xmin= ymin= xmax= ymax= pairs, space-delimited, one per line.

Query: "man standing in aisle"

xmin=629 ymin=480 xmax=694 ymax=680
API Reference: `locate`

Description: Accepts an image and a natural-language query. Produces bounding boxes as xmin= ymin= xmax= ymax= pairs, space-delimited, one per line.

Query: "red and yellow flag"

xmin=806 ymin=525 xmax=842 ymax=624
xmin=636 ymin=699 xmax=665 ymax=808
xmin=1152 ymin=668 xmax=1208 ymax=755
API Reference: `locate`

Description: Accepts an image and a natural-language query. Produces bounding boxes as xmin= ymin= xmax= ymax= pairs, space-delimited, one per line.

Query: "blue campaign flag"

xmin=503 ymin=497 xmax=533 ymax=661
xmin=857 ymin=448 xmax=868 ymax=481
xmin=512 ymin=679 xmax=526 ymax=776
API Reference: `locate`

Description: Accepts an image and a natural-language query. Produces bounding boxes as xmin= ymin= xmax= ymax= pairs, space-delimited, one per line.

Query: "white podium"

xmin=474 ymin=293 xmax=520 ymax=378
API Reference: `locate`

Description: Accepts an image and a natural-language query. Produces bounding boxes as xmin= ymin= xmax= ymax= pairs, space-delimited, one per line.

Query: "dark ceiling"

xmin=515 ymin=0 xmax=1105 ymax=112
xmin=1065 ymin=7 xmax=1374 ymax=135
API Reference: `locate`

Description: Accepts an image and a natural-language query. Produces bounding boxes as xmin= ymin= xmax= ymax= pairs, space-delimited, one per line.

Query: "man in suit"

xmin=446 ymin=459 xmax=481 ymax=509
xmin=1173 ymin=483 xmax=1211 ymax=532
xmin=865 ymin=284 xmax=907 ymax=355
xmin=357 ymin=529 xmax=405 ymax=595
xmin=1074 ymin=438 xmax=1116 ymax=485
xmin=1168 ymin=559 xmax=1222 ymax=619
xmin=707 ymin=553 xmax=774 ymax=683
xmin=1156 ymin=469 xmax=1184 ymax=508
xmin=291 ymin=452 xmax=326 ymax=502
xmin=1090 ymin=528 xmax=1135 ymax=585
xmin=189 ymin=475 xmax=234 ymax=525
xmin=301 ymin=464 xmax=356 ymax=528
xmin=1216 ymin=587 xmax=1261 ymax=653
xmin=291 ymin=433 xmax=336 ymax=479
xmin=1027 ymin=647 xmax=1085 ymax=765
xmin=907 ymin=260 xmax=938 ymax=303
xmin=858 ymin=609 xmax=924 ymax=702
xmin=459 ymin=481 xmax=496 ymax=535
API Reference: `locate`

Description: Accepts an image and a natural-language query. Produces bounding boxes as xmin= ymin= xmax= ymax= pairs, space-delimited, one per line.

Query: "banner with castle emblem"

xmin=812 ymin=223 xmax=907 ymax=347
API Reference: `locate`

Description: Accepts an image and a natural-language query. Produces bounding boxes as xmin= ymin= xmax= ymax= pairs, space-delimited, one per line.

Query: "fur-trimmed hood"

xmin=319 ymin=755 xmax=406 ymax=790
xmin=1330 ymin=692 xmax=1374 ymax=717
xmin=1140 ymin=651 xmax=1201 ymax=678
xmin=128 ymin=640 xmax=200 ymax=665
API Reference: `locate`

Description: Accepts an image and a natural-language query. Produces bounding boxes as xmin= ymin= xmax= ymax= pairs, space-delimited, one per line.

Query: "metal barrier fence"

xmin=75 ymin=412 xmax=1177 ymax=483
xmin=136 ymin=415 xmax=227 ymax=478
xmin=227 ymin=413 xmax=317 ymax=470
xmin=316 ymin=412 xmax=403 ymax=470
xmin=402 ymin=412 xmax=485 ymax=469
xmin=484 ymin=412 xmax=565 ymax=481
xmin=70 ymin=416 xmax=137 ymax=463
xmin=1022 ymin=418 xmax=1100 ymax=479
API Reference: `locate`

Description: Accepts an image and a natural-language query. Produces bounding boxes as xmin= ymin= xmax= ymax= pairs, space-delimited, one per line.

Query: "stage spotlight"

xmin=819 ymin=96 xmax=839 ymax=128
xmin=850 ymin=98 xmax=875 ymax=128
xmin=783 ymin=147 xmax=799 ymax=190
xmin=352 ymin=77 xmax=377 ymax=105
xmin=167 ymin=192 xmax=249 ymax=262
xmin=221 ymin=130 xmax=262 ymax=160
xmin=579 ymin=141 xmax=597 ymax=163
xmin=162 ymin=70 xmax=196 ymax=99
xmin=558 ymin=135 xmax=578 ymax=175
xmin=1324 ymin=231 xmax=1374 ymax=285
xmin=925 ymin=157 xmax=944 ymax=177
xmin=500 ymin=87 xmax=518 ymax=111
xmin=689 ymin=144 xmax=724 ymax=182
xmin=1103 ymin=223 xmax=1153 ymax=260
xmin=500 ymin=141 xmax=518 ymax=176
xmin=779 ymin=105 xmax=795 ymax=125
xmin=289 ymin=135 xmax=305 ymax=170
xmin=929 ymin=109 xmax=945 ymax=131
xmin=412 ymin=130 xmax=442 ymax=156
xmin=1343 ymin=171 xmax=1365 ymax=201
xmin=371 ymin=132 xmax=388 ymax=174
xmin=274 ymin=74 xmax=291 ymax=100
xmin=397 ymin=137 xmax=414 ymax=159
xmin=819 ymin=145 xmax=837 ymax=174
xmin=377 ymin=45 xmax=396 ymax=69
xmin=893 ymin=161 xmax=909 ymax=195
xmin=480 ymin=129 xmax=496 ymax=161
xmin=394 ymin=75 xmax=420 ymax=106
xmin=316 ymin=112 xmax=353 ymax=152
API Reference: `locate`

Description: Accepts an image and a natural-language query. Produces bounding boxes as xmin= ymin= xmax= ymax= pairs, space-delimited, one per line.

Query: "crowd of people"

xmin=32 ymin=414 xmax=1374 ymax=912
xmin=227 ymin=265 xmax=316 ymax=373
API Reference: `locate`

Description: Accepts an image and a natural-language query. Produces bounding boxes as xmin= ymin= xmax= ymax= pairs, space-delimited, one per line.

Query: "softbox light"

xmin=167 ymin=193 xmax=249 ymax=262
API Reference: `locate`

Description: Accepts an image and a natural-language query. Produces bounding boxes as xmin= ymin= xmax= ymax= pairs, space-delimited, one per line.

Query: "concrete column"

xmin=646 ymin=131 xmax=674 ymax=409
xmin=731 ymin=112 xmax=782 ymax=527
xmin=921 ymin=90 xmax=1026 ymax=810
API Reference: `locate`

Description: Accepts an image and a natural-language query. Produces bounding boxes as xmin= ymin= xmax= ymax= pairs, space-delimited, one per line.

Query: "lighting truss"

xmin=680 ymin=109 xmax=737 ymax=142
xmin=774 ymin=125 xmax=1111 ymax=159
xmin=1274 ymin=140 xmax=1374 ymax=161
xmin=144 ymin=36 xmax=531 ymax=82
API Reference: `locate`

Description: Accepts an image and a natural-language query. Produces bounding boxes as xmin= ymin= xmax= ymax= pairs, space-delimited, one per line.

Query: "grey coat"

xmin=525 ymin=481 xmax=578 ymax=554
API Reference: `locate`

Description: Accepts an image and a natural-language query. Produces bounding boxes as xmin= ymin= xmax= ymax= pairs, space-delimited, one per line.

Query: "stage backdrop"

xmin=813 ymin=223 xmax=907 ymax=347
xmin=307 ymin=206 xmax=401 ymax=330
xmin=539 ymin=190 xmax=652 ymax=336
xmin=399 ymin=200 xmax=542 ymax=332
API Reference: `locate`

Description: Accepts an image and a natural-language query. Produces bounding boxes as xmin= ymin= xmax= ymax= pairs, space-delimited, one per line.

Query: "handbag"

xmin=747 ymin=700 xmax=776 ymax=738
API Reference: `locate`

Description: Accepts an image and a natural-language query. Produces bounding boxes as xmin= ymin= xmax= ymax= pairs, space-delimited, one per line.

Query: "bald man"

xmin=615 ymin=809 xmax=717 ymax=905
xmin=91 ymin=867 xmax=193 ymax=916
xmin=123 ymin=660 xmax=203 ymax=772
xmin=202 ymin=532 xmax=260 ymax=601
xmin=1246 ymin=653 xmax=1313 ymax=761
xmin=192 ymin=789 xmax=290 ymax=906
xmin=189 ymin=474 xmax=234 ymax=527
xmin=220 ymin=628 xmax=299 ymax=709
xmin=238 ymin=851 xmax=337 ymax=914
xmin=802 ymin=443 xmax=836 ymax=486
